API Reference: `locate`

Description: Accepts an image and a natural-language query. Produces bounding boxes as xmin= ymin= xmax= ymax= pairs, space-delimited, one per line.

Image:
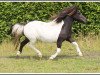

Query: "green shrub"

xmin=0 ymin=2 xmax=100 ymax=43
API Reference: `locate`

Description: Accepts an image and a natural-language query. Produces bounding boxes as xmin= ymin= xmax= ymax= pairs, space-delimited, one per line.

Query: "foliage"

xmin=0 ymin=2 xmax=100 ymax=42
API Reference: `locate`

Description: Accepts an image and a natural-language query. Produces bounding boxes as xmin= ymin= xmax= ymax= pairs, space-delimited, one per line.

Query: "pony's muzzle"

xmin=81 ymin=17 xmax=87 ymax=24
xmin=83 ymin=18 xmax=87 ymax=24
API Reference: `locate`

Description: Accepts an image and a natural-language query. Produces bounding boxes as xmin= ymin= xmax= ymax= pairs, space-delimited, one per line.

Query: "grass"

xmin=0 ymin=36 xmax=100 ymax=73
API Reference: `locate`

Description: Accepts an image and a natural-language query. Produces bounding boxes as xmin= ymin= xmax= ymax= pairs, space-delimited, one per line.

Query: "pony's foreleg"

xmin=72 ymin=42 xmax=83 ymax=56
xmin=29 ymin=42 xmax=42 ymax=58
xmin=17 ymin=38 xmax=29 ymax=56
xmin=49 ymin=38 xmax=64 ymax=59
xmin=67 ymin=38 xmax=83 ymax=56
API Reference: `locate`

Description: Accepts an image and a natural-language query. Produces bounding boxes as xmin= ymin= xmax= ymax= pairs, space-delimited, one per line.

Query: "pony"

xmin=11 ymin=6 xmax=87 ymax=59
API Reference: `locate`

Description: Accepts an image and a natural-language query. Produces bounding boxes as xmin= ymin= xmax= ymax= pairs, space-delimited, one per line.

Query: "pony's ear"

xmin=67 ymin=6 xmax=77 ymax=16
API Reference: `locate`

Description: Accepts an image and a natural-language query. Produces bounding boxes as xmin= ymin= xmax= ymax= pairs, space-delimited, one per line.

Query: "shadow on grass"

xmin=0 ymin=55 xmax=53 ymax=60
xmin=0 ymin=54 xmax=79 ymax=60
xmin=1 ymin=50 xmax=100 ymax=60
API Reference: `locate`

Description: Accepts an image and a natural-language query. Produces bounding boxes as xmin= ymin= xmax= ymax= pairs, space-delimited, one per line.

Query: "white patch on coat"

xmin=49 ymin=48 xmax=61 ymax=59
xmin=17 ymin=51 xmax=21 ymax=56
xmin=72 ymin=42 xmax=83 ymax=56
xmin=12 ymin=24 xmax=24 ymax=36
xmin=24 ymin=20 xmax=64 ymax=43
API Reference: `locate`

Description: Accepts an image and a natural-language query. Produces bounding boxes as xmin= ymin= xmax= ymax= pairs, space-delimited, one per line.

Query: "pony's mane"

xmin=55 ymin=6 xmax=77 ymax=23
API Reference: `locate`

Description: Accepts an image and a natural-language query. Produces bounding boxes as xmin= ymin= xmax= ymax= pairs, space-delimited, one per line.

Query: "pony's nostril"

xmin=84 ymin=18 xmax=87 ymax=24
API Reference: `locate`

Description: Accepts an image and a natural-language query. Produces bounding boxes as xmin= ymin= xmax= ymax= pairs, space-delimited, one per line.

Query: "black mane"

xmin=55 ymin=6 xmax=77 ymax=23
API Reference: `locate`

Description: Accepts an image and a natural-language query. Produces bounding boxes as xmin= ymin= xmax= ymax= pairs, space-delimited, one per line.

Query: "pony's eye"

xmin=77 ymin=12 xmax=80 ymax=15
xmin=77 ymin=11 xmax=81 ymax=14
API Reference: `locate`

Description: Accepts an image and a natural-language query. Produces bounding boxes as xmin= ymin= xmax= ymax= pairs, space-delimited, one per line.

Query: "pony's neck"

xmin=64 ymin=16 xmax=74 ymax=26
xmin=62 ymin=16 xmax=74 ymax=32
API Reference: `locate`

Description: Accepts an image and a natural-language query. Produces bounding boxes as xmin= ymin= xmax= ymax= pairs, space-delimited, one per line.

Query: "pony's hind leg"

xmin=17 ymin=37 xmax=29 ymax=56
xmin=67 ymin=38 xmax=83 ymax=56
xmin=28 ymin=42 xmax=42 ymax=58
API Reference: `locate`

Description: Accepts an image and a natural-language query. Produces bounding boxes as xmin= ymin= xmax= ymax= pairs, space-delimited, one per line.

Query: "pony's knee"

xmin=66 ymin=38 xmax=74 ymax=43
xmin=57 ymin=38 xmax=65 ymax=48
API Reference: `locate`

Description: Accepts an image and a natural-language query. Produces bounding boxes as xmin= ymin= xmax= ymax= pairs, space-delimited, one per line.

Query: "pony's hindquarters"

xmin=12 ymin=24 xmax=24 ymax=50
xmin=12 ymin=24 xmax=24 ymax=36
xmin=23 ymin=23 xmax=38 ymax=43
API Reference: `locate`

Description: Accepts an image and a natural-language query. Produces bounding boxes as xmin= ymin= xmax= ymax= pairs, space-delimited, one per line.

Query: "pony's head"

xmin=56 ymin=6 xmax=87 ymax=23
xmin=67 ymin=6 xmax=87 ymax=23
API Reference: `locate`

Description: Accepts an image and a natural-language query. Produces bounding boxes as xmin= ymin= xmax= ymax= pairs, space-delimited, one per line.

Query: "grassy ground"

xmin=0 ymin=36 xmax=100 ymax=73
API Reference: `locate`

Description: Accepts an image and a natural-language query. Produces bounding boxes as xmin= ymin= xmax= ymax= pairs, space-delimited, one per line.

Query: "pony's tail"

xmin=12 ymin=23 xmax=24 ymax=50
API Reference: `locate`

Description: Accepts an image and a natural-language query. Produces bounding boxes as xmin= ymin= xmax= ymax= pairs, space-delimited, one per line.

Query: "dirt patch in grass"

xmin=83 ymin=50 xmax=100 ymax=58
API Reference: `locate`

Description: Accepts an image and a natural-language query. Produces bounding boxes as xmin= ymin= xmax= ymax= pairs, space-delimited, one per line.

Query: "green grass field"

xmin=0 ymin=36 xmax=100 ymax=73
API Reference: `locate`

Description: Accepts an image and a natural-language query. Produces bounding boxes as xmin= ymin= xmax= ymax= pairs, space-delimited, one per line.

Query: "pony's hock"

xmin=11 ymin=6 xmax=87 ymax=59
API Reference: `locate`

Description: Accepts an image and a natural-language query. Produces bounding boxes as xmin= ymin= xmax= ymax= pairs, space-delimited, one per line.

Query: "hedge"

xmin=0 ymin=2 xmax=100 ymax=43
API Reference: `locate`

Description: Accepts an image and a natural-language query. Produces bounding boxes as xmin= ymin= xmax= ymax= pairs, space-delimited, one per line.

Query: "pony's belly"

xmin=37 ymin=26 xmax=62 ymax=43
xmin=38 ymin=33 xmax=59 ymax=43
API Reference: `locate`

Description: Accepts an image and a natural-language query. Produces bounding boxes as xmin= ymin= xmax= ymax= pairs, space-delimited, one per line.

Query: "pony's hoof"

xmin=17 ymin=51 xmax=21 ymax=56
xmin=38 ymin=53 xmax=42 ymax=58
xmin=49 ymin=57 xmax=54 ymax=60
xmin=49 ymin=55 xmax=55 ymax=60
xmin=79 ymin=53 xmax=83 ymax=56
